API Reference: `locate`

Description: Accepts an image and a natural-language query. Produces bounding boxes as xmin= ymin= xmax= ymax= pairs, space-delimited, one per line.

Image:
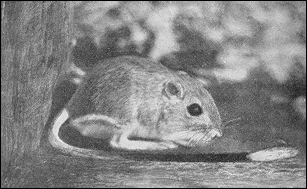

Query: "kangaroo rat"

xmin=49 ymin=56 xmax=222 ymax=156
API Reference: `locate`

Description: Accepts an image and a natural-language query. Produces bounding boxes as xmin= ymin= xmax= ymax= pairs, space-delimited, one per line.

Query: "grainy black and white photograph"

xmin=1 ymin=1 xmax=306 ymax=188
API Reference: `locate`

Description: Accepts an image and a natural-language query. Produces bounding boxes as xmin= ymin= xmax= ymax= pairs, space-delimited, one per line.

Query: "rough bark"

xmin=1 ymin=1 xmax=72 ymax=184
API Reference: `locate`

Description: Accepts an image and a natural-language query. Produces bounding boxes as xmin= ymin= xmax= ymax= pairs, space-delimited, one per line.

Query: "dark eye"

xmin=187 ymin=103 xmax=203 ymax=116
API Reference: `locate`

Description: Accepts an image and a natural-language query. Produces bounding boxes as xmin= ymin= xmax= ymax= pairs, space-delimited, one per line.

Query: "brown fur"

xmin=64 ymin=56 xmax=222 ymax=149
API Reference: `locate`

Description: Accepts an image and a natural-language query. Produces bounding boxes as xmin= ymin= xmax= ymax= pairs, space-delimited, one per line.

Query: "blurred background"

xmin=70 ymin=1 xmax=306 ymax=153
xmin=1 ymin=2 xmax=305 ymax=187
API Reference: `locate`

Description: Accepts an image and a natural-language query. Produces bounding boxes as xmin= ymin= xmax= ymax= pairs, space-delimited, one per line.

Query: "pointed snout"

xmin=207 ymin=124 xmax=223 ymax=139
xmin=211 ymin=128 xmax=222 ymax=138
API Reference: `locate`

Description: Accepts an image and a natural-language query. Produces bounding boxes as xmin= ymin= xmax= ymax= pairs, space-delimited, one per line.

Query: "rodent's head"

xmin=155 ymin=73 xmax=222 ymax=148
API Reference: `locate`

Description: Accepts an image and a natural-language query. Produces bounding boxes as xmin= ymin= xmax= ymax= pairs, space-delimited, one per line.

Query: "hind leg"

xmin=110 ymin=132 xmax=178 ymax=151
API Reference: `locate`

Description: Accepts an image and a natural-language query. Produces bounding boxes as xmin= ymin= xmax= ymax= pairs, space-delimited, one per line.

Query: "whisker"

xmin=199 ymin=134 xmax=211 ymax=145
xmin=222 ymin=117 xmax=242 ymax=128
xmin=187 ymin=131 xmax=201 ymax=147
xmin=194 ymin=133 xmax=206 ymax=146
xmin=189 ymin=131 xmax=205 ymax=147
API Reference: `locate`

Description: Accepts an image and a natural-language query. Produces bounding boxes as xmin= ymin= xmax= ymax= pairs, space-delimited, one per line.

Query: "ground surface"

xmin=2 ymin=149 xmax=306 ymax=188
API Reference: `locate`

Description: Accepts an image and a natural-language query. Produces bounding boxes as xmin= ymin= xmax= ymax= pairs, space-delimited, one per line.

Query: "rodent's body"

xmin=49 ymin=56 xmax=222 ymax=154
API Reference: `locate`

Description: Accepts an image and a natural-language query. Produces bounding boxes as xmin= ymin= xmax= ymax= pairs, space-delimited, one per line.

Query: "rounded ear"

xmin=163 ymin=81 xmax=184 ymax=100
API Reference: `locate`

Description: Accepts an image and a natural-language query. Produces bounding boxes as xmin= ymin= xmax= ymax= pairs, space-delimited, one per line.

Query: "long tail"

xmin=49 ymin=109 xmax=116 ymax=160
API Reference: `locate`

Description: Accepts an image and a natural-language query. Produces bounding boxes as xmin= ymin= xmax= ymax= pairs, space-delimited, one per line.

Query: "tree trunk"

xmin=1 ymin=1 xmax=72 ymax=184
